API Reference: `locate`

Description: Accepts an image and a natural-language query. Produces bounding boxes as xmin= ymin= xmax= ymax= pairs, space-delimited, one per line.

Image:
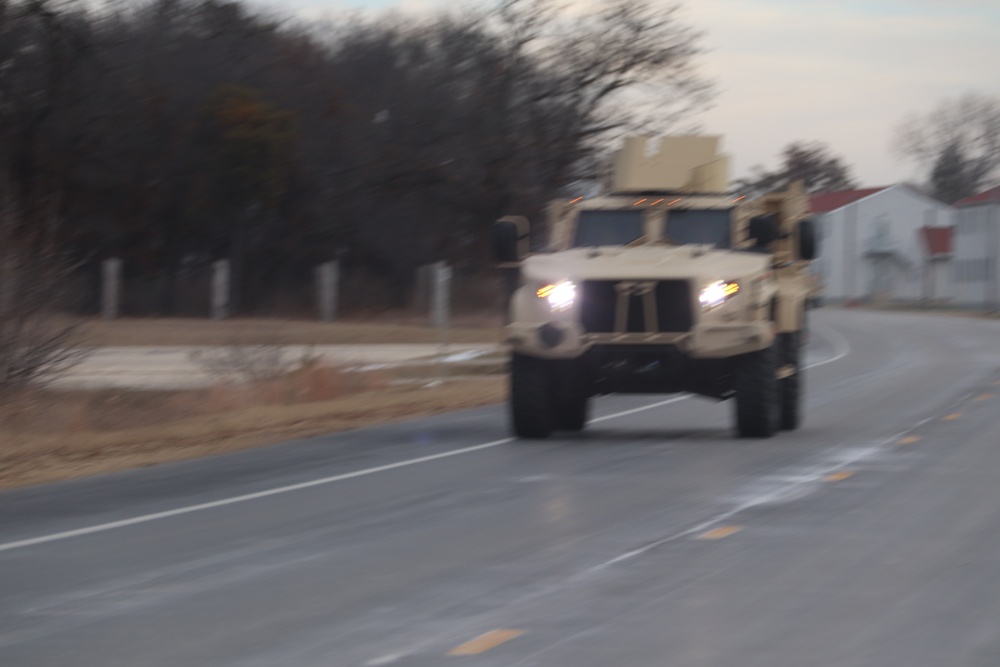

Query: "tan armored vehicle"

xmin=492 ymin=136 xmax=818 ymax=439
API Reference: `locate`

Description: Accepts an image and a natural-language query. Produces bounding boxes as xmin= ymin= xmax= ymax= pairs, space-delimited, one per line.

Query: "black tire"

xmin=556 ymin=392 xmax=590 ymax=432
xmin=779 ymin=331 xmax=802 ymax=431
xmin=510 ymin=353 xmax=555 ymax=438
xmin=734 ymin=343 xmax=780 ymax=438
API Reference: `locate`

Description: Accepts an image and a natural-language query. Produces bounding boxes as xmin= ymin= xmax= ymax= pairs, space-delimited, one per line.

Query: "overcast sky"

xmin=287 ymin=0 xmax=1000 ymax=187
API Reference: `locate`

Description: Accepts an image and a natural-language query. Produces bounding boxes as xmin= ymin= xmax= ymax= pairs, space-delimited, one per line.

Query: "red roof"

xmin=955 ymin=185 xmax=1000 ymax=207
xmin=919 ymin=226 xmax=953 ymax=256
xmin=809 ymin=187 xmax=890 ymax=214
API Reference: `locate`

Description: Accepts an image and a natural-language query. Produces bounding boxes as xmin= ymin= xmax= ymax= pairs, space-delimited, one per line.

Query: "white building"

xmin=810 ymin=185 xmax=955 ymax=304
xmin=917 ymin=227 xmax=954 ymax=305
xmin=953 ymin=185 xmax=1000 ymax=309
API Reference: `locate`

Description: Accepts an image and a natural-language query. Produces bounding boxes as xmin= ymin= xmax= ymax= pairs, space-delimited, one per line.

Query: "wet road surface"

xmin=2 ymin=309 xmax=1000 ymax=666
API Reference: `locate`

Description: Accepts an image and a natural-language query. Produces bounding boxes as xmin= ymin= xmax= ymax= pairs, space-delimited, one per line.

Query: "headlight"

xmin=699 ymin=280 xmax=740 ymax=311
xmin=537 ymin=280 xmax=576 ymax=312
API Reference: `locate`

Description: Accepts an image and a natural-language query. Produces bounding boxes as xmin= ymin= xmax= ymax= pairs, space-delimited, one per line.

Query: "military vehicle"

xmin=492 ymin=135 xmax=818 ymax=439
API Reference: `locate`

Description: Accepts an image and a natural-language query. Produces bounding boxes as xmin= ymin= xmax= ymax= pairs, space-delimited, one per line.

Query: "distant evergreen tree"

xmin=930 ymin=142 xmax=978 ymax=204
xmin=735 ymin=141 xmax=857 ymax=198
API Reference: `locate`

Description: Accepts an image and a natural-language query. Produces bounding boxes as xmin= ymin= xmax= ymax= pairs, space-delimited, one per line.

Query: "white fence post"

xmin=101 ymin=258 xmax=122 ymax=320
xmin=431 ymin=261 xmax=451 ymax=331
xmin=316 ymin=261 xmax=339 ymax=323
xmin=211 ymin=259 xmax=230 ymax=320
xmin=431 ymin=262 xmax=452 ymax=383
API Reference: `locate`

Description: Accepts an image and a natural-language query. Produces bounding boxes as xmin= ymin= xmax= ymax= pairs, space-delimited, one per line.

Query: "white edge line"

xmin=587 ymin=395 xmax=689 ymax=424
xmin=0 ymin=321 xmax=851 ymax=554
xmin=0 ymin=439 xmax=511 ymax=553
xmin=584 ymin=325 xmax=878 ymax=573
xmin=808 ymin=321 xmax=851 ymax=370
xmin=587 ymin=431 xmax=888 ymax=573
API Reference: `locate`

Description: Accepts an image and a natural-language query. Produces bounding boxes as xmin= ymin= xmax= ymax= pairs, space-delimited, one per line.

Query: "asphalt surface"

xmin=3 ymin=309 xmax=1000 ymax=666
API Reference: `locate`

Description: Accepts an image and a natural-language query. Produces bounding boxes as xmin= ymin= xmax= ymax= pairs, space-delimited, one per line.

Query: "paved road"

xmin=3 ymin=309 xmax=1000 ymax=666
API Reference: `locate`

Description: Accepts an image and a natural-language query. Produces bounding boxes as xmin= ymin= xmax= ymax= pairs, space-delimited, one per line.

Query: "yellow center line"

xmin=897 ymin=435 xmax=922 ymax=445
xmin=825 ymin=471 xmax=855 ymax=482
xmin=942 ymin=413 xmax=962 ymax=421
xmin=697 ymin=525 xmax=743 ymax=540
xmin=448 ymin=630 xmax=524 ymax=656
xmin=974 ymin=393 xmax=996 ymax=401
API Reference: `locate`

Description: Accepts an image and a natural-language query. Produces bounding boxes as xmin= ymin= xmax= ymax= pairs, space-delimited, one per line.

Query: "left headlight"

xmin=699 ymin=280 xmax=740 ymax=311
xmin=537 ymin=280 xmax=576 ymax=312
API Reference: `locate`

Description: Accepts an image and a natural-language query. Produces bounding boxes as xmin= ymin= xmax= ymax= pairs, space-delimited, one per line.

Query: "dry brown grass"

xmin=79 ymin=315 xmax=503 ymax=346
xmin=0 ymin=317 xmax=508 ymax=490
xmin=0 ymin=369 xmax=505 ymax=490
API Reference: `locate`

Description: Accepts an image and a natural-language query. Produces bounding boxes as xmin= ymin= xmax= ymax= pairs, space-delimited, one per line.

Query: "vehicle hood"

xmin=521 ymin=245 xmax=769 ymax=283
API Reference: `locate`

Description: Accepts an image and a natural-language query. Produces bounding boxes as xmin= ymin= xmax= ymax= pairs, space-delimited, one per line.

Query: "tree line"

xmin=0 ymin=0 xmax=710 ymax=315
xmin=894 ymin=93 xmax=1000 ymax=205
xmin=739 ymin=94 xmax=1000 ymax=206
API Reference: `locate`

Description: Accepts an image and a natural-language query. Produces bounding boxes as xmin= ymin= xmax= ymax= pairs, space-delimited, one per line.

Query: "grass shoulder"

xmin=2 ymin=315 xmax=507 ymax=490
xmin=79 ymin=316 xmax=503 ymax=346
xmin=0 ymin=375 xmax=504 ymax=490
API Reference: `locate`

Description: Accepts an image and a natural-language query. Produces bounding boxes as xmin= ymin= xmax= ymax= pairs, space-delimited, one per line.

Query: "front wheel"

xmin=510 ymin=353 xmax=555 ymax=438
xmin=556 ymin=392 xmax=590 ymax=432
xmin=734 ymin=343 xmax=780 ymax=438
xmin=779 ymin=331 xmax=802 ymax=431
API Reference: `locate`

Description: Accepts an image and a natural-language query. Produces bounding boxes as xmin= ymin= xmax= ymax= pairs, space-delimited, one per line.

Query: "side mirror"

xmin=491 ymin=215 xmax=530 ymax=263
xmin=747 ymin=214 xmax=779 ymax=249
xmin=798 ymin=218 xmax=818 ymax=260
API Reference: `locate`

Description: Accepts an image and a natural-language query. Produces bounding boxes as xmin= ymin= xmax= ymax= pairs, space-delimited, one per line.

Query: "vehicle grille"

xmin=579 ymin=280 xmax=693 ymax=333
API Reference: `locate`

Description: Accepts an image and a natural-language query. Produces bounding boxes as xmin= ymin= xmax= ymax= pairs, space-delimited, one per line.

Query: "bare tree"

xmin=0 ymin=0 xmax=93 ymax=217
xmin=533 ymin=0 xmax=711 ymax=135
xmin=894 ymin=93 xmax=1000 ymax=203
xmin=0 ymin=0 xmax=713 ymax=314
xmin=0 ymin=190 xmax=88 ymax=393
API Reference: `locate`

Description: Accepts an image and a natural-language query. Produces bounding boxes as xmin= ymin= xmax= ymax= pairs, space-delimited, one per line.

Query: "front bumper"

xmin=504 ymin=320 xmax=775 ymax=360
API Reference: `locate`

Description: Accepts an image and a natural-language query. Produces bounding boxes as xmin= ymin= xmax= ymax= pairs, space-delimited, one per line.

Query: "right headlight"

xmin=699 ymin=280 xmax=740 ymax=311
xmin=536 ymin=280 xmax=576 ymax=312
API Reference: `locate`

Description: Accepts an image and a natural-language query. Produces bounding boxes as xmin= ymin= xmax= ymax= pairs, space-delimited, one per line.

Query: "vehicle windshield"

xmin=664 ymin=208 xmax=732 ymax=248
xmin=573 ymin=210 xmax=645 ymax=247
